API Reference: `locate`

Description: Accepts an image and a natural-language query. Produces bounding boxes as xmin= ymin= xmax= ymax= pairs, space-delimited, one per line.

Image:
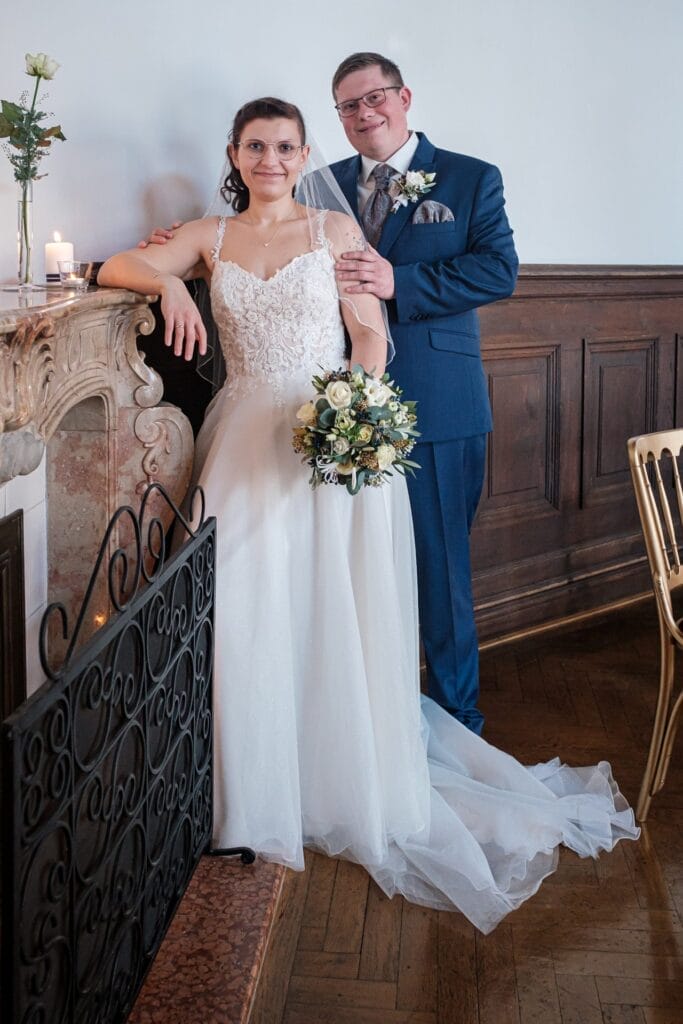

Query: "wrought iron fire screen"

xmin=1 ymin=484 xmax=216 ymax=1023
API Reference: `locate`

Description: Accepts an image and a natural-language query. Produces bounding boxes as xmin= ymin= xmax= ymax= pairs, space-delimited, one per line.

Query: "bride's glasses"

xmin=334 ymin=87 xmax=402 ymax=118
xmin=236 ymin=139 xmax=303 ymax=161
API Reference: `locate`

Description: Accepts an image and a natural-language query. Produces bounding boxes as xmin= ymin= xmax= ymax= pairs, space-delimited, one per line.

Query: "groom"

xmin=330 ymin=53 xmax=518 ymax=735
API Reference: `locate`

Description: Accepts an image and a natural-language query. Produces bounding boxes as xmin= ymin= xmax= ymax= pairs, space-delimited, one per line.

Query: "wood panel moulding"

xmin=473 ymin=265 xmax=683 ymax=641
xmin=479 ymin=342 xmax=561 ymax=522
xmin=581 ymin=335 xmax=659 ymax=509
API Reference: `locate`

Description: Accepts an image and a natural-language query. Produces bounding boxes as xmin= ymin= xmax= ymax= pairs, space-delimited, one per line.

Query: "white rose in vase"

xmin=25 ymin=52 xmax=60 ymax=79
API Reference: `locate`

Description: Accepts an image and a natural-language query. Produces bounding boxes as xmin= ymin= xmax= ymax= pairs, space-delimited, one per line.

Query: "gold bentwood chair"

xmin=628 ymin=429 xmax=683 ymax=821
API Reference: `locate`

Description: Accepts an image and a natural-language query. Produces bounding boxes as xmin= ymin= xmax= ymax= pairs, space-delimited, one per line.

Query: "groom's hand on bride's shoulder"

xmin=335 ymin=246 xmax=395 ymax=301
xmin=137 ymin=221 xmax=207 ymax=285
xmin=138 ymin=221 xmax=184 ymax=248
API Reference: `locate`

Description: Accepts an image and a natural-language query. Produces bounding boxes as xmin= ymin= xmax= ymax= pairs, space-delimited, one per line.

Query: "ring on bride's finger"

xmin=175 ymin=321 xmax=185 ymax=329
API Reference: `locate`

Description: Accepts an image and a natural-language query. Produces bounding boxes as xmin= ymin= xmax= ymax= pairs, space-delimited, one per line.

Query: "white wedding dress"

xmin=194 ymin=213 xmax=638 ymax=934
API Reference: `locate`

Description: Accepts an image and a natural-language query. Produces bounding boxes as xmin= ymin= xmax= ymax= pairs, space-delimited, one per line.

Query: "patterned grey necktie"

xmin=361 ymin=163 xmax=394 ymax=247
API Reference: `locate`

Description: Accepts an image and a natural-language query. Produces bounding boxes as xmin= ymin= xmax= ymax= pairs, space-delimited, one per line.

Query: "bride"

xmin=98 ymin=96 xmax=638 ymax=934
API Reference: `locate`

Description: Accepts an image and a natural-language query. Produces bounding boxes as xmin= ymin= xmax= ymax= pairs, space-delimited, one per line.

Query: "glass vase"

xmin=17 ymin=181 xmax=34 ymax=290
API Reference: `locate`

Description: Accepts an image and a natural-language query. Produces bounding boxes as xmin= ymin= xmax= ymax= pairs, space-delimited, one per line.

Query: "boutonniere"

xmin=390 ymin=170 xmax=436 ymax=212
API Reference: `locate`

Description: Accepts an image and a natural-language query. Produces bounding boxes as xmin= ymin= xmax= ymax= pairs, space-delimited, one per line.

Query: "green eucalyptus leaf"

xmin=318 ymin=408 xmax=337 ymax=429
xmin=364 ymin=407 xmax=384 ymax=423
xmin=346 ymin=469 xmax=366 ymax=496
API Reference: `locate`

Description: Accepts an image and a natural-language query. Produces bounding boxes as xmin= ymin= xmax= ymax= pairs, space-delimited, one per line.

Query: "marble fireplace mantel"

xmin=0 ymin=287 xmax=193 ymax=493
xmin=0 ymin=287 xmax=195 ymax=686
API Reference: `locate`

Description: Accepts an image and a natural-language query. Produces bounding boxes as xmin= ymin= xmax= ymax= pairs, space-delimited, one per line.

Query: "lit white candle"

xmin=45 ymin=231 xmax=74 ymax=278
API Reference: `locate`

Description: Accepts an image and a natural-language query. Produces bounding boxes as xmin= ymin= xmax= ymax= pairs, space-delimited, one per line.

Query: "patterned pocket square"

xmin=412 ymin=200 xmax=455 ymax=224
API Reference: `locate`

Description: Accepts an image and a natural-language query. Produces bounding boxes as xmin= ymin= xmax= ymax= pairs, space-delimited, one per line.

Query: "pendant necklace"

xmin=246 ymin=205 xmax=297 ymax=248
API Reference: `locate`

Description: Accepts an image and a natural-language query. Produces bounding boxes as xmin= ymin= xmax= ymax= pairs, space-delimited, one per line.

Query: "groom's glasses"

xmin=236 ymin=140 xmax=303 ymax=161
xmin=334 ymin=86 xmax=402 ymax=118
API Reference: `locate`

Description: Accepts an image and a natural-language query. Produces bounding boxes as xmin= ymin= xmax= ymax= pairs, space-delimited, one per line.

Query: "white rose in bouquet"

xmin=355 ymin=424 xmax=374 ymax=444
xmin=325 ymin=380 xmax=353 ymax=410
xmin=333 ymin=437 xmax=351 ymax=455
xmin=376 ymin=444 xmax=397 ymax=471
xmin=363 ymin=380 xmax=392 ymax=407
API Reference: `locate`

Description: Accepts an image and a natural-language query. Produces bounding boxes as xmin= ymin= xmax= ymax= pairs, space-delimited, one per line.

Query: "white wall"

xmin=0 ymin=0 xmax=681 ymax=283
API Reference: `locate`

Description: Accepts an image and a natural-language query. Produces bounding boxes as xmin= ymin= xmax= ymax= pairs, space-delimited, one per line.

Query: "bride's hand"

xmin=158 ymin=276 xmax=208 ymax=361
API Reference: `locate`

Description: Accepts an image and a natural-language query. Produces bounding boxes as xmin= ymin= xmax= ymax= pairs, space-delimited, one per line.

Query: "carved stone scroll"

xmin=0 ymin=290 xmax=193 ymax=504
xmin=0 ymin=288 xmax=195 ymax=663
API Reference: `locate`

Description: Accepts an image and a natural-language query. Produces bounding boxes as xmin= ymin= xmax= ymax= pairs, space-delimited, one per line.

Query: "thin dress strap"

xmin=211 ymin=216 xmax=226 ymax=262
xmin=315 ymin=208 xmax=328 ymax=249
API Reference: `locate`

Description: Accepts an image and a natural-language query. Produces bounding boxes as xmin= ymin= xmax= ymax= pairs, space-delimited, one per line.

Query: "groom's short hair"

xmin=332 ymin=52 xmax=404 ymax=97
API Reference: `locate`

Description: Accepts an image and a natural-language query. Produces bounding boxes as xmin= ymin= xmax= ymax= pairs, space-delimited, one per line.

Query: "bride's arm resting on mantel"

xmin=98 ymin=219 xmax=212 ymax=361
xmin=327 ymin=213 xmax=388 ymax=377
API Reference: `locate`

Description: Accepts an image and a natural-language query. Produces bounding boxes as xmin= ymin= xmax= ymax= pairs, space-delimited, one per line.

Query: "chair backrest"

xmin=629 ymin=430 xmax=683 ymax=625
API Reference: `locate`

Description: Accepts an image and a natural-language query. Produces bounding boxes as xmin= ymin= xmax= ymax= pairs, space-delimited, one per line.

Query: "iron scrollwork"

xmin=0 ymin=483 xmax=250 ymax=1024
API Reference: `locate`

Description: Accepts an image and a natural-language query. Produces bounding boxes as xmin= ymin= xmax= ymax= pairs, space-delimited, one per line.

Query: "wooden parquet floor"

xmin=277 ymin=600 xmax=683 ymax=1024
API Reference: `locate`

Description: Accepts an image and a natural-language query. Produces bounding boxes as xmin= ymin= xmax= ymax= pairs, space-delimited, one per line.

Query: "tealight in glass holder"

xmin=58 ymin=259 xmax=94 ymax=292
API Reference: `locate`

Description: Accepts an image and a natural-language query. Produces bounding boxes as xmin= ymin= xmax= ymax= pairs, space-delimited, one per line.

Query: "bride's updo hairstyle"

xmin=221 ymin=97 xmax=307 ymax=212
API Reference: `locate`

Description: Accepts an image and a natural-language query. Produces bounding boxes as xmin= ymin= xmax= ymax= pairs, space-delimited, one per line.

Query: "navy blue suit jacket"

xmin=329 ymin=133 xmax=518 ymax=442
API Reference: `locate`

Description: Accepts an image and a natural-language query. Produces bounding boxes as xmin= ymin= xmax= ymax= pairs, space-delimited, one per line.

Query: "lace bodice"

xmin=209 ymin=214 xmax=346 ymax=404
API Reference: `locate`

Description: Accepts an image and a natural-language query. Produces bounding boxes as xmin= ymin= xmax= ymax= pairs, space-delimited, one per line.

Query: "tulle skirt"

xmin=195 ymin=378 xmax=639 ymax=934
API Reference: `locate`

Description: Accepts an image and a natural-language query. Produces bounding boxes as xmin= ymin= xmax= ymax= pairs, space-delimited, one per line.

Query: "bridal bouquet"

xmin=292 ymin=366 xmax=419 ymax=495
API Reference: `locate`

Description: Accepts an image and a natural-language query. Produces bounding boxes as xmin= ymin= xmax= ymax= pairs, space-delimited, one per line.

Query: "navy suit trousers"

xmin=406 ymin=435 xmax=487 ymax=735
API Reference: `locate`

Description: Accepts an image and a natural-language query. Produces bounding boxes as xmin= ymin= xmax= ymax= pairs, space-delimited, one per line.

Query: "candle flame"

xmin=53 ymin=230 xmax=62 ymax=243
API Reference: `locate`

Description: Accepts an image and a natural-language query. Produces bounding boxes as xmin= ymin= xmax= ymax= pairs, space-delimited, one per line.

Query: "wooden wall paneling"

xmin=580 ymin=336 xmax=658 ymax=509
xmin=479 ymin=343 xmax=560 ymax=521
xmin=471 ymin=267 xmax=683 ymax=641
xmin=676 ymin=334 xmax=683 ymax=427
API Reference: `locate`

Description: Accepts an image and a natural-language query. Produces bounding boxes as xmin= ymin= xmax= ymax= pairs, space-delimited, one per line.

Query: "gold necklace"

xmin=245 ymin=205 xmax=298 ymax=248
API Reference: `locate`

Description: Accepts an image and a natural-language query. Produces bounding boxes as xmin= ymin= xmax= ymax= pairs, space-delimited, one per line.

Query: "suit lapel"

xmin=377 ymin=133 xmax=437 ymax=257
xmin=332 ymin=155 xmax=361 ymax=221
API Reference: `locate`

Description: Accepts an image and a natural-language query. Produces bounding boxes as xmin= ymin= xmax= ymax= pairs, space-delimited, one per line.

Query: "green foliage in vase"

xmin=0 ymin=52 xmax=66 ymax=185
